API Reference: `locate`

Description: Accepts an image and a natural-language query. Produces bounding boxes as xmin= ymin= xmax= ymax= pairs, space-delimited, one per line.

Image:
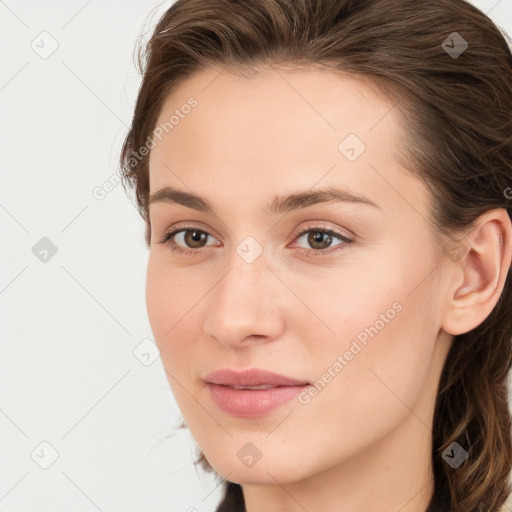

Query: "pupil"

xmin=309 ymin=231 xmax=332 ymax=249
xmin=186 ymin=230 xmax=206 ymax=247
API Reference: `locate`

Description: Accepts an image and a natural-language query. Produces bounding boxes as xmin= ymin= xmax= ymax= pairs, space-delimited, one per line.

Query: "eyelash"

xmin=158 ymin=222 xmax=354 ymax=258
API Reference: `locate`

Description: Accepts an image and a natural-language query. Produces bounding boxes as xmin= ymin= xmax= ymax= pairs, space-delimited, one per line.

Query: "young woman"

xmin=119 ymin=0 xmax=512 ymax=510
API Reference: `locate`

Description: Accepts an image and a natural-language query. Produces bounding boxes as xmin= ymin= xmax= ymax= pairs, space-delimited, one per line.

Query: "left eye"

xmin=293 ymin=227 xmax=352 ymax=252
xmin=159 ymin=225 xmax=353 ymax=256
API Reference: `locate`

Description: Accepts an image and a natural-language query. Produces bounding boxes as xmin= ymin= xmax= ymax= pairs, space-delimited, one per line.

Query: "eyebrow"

xmin=148 ymin=185 xmax=381 ymax=214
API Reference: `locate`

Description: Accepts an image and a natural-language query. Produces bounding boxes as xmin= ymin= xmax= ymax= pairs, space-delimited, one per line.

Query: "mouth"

xmin=226 ymin=384 xmax=280 ymax=390
xmin=204 ymin=368 xmax=311 ymax=418
xmin=204 ymin=367 xmax=310 ymax=387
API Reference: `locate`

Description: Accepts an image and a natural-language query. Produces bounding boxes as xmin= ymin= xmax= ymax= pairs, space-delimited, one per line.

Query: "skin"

xmin=145 ymin=64 xmax=512 ymax=512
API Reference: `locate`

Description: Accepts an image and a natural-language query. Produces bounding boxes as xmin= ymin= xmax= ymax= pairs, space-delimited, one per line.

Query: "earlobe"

xmin=441 ymin=209 xmax=512 ymax=336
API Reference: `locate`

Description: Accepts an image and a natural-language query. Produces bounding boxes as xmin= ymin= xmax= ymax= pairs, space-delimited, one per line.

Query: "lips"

xmin=204 ymin=368 xmax=310 ymax=388
xmin=203 ymin=368 xmax=311 ymax=418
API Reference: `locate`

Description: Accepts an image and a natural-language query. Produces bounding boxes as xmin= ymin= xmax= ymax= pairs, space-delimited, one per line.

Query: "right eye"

xmin=159 ymin=225 xmax=220 ymax=255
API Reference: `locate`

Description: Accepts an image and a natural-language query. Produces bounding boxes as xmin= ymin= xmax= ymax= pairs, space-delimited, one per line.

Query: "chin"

xmin=205 ymin=450 xmax=311 ymax=486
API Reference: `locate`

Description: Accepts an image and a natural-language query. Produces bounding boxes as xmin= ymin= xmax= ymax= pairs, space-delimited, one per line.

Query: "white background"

xmin=1 ymin=1 xmax=512 ymax=511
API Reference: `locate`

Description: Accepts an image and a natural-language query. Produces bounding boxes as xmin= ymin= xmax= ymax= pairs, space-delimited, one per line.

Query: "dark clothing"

xmin=215 ymin=481 xmax=452 ymax=512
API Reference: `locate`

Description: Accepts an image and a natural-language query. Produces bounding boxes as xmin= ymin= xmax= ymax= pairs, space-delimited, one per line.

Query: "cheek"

xmin=145 ymin=254 xmax=202 ymax=334
xmin=145 ymin=258 xmax=195 ymax=367
xmin=145 ymin=255 xmax=216 ymax=410
xmin=146 ymin=259 xmax=172 ymax=340
xmin=304 ymin=252 xmax=440 ymax=439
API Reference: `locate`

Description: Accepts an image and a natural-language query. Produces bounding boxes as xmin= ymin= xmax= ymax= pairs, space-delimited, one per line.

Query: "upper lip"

xmin=205 ymin=368 xmax=310 ymax=387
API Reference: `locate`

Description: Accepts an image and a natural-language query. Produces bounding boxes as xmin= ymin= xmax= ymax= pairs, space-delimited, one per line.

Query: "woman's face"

xmin=146 ymin=65 xmax=454 ymax=487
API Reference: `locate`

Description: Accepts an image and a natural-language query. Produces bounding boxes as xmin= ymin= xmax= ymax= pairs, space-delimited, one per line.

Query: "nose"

xmin=202 ymin=249 xmax=286 ymax=350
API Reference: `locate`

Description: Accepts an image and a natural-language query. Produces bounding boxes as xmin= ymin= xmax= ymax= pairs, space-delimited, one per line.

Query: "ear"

xmin=441 ymin=209 xmax=512 ymax=336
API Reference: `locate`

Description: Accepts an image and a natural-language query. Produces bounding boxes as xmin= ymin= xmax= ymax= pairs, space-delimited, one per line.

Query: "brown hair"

xmin=119 ymin=0 xmax=512 ymax=510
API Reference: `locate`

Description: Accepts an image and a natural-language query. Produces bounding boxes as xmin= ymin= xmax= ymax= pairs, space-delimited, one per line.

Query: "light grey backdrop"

xmin=1 ymin=1 xmax=511 ymax=511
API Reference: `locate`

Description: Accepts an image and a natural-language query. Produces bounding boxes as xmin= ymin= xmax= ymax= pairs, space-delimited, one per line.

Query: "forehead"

xmin=148 ymin=65 xmax=429 ymax=221
xmin=152 ymin=65 xmax=398 ymax=150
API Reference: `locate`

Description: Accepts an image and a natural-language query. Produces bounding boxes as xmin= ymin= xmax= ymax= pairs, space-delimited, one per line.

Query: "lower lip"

xmin=206 ymin=383 xmax=310 ymax=418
